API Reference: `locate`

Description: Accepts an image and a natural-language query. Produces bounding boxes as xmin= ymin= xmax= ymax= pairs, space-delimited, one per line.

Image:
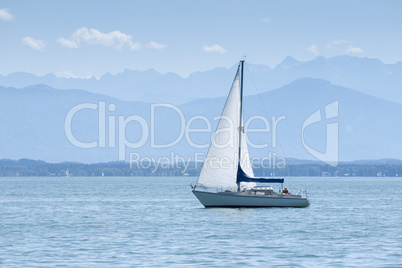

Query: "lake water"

xmin=0 ymin=176 xmax=401 ymax=267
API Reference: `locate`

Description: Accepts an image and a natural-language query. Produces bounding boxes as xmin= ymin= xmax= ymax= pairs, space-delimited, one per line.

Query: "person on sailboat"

xmin=282 ymin=187 xmax=290 ymax=194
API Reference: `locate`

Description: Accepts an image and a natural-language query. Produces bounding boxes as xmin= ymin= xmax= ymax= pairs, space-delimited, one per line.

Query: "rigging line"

xmin=245 ymin=66 xmax=270 ymax=121
xmin=244 ymin=65 xmax=289 ymax=164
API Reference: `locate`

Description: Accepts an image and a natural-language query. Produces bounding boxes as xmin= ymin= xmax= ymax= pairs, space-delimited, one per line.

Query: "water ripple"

xmin=0 ymin=177 xmax=401 ymax=267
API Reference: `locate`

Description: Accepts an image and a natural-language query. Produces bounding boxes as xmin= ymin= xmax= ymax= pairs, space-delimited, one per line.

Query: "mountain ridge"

xmin=1 ymin=77 xmax=401 ymax=163
xmin=1 ymin=55 xmax=402 ymax=104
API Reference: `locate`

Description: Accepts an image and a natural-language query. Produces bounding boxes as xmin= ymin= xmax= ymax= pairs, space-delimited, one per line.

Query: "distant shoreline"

xmin=1 ymin=158 xmax=401 ymax=177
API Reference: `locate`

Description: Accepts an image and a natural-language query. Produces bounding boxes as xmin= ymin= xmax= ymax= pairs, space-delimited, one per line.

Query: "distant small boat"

xmin=192 ymin=60 xmax=310 ymax=207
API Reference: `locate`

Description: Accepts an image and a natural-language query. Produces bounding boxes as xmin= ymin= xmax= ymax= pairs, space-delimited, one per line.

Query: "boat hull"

xmin=192 ymin=190 xmax=310 ymax=208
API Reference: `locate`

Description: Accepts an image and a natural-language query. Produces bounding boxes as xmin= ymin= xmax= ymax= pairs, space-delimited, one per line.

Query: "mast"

xmin=237 ymin=60 xmax=244 ymax=190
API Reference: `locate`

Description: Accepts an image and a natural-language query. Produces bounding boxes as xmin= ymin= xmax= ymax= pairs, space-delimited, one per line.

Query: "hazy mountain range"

xmin=1 ymin=74 xmax=401 ymax=163
xmin=1 ymin=55 xmax=402 ymax=104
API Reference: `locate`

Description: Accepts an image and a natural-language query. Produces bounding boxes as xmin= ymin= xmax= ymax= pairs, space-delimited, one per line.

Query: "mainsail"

xmin=195 ymin=61 xmax=283 ymax=192
xmin=196 ymin=62 xmax=256 ymax=190
xmin=196 ymin=66 xmax=243 ymax=190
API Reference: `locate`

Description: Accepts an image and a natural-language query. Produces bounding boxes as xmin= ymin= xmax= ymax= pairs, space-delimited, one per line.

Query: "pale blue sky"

xmin=1 ymin=0 xmax=401 ymax=78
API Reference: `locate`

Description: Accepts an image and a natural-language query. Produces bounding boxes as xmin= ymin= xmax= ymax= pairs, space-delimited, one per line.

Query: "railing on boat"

xmin=293 ymin=189 xmax=308 ymax=198
xmin=192 ymin=183 xmax=308 ymax=198
xmin=191 ymin=183 xmax=237 ymax=193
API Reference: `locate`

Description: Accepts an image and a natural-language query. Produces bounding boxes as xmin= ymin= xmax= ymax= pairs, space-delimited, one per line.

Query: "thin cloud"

xmin=57 ymin=27 xmax=141 ymax=51
xmin=307 ymin=44 xmax=319 ymax=56
xmin=327 ymin=39 xmax=348 ymax=49
xmin=0 ymin=8 xmax=13 ymax=21
xmin=146 ymin=41 xmax=166 ymax=50
xmin=55 ymin=71 xmax=93 ymax=79
xmin=202 ymin=44 xmax=226 ymax=54
xmin=345 ymin=46 xmax=363 ymax=54
xmin=332 ymin=39 xmax=347 ymax=45
xmin=57 ymin=38 xmax=78 ymax=48
xmin=55 ymin=71 xmax=79 ymax=78
xmin=262 ymin=17 xmax=270 ymax=23
xmin=22 ymin=37 xmax=47 ymax=51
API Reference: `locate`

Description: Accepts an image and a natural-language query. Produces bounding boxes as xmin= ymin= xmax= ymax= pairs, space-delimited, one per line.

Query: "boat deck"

xmin=220 ymin=188 xmax=304 ymax=199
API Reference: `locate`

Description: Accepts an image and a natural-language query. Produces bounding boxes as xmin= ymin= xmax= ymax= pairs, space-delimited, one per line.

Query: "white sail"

xmin=240 ymin=123 xmax=254 ymax=177
xmin=239 ymin=128 xmax=257 ymax=189
xmin=196 ymin=65 xmax=255 ymax=191
xmin=196 ymin=68 xmax=241 ymax=191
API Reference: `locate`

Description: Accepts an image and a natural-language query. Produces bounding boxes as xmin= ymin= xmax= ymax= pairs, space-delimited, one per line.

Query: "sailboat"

xmin=192 ymin=60 xmax=310 ymax=208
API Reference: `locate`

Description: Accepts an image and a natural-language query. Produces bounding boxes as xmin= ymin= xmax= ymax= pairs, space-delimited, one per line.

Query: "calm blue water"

xmin=1 ymin=176 xmax=401 ymax=267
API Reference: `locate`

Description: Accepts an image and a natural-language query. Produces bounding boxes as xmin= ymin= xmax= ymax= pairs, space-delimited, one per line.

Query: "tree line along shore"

xmin=0 ymin=159 xmax=401 ymax=177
